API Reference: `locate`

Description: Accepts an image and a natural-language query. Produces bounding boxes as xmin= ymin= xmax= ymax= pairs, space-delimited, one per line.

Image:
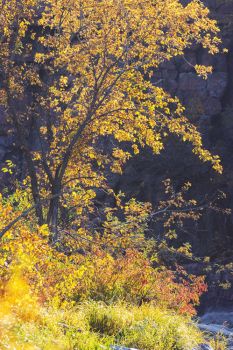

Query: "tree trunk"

xmin=47 ymin=183 xmax=61 ymax=242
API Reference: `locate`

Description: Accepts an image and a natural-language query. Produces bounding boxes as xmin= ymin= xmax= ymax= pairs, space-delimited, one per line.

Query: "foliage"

xmin=0 ymin=0 xmax=224 ymax=238
xmin=0 ymin=179 xmax=221 ymax=349
xmin=0 ymin=190 xmax=206 ymax=315
xmin=210 ymin=333 xmax=228 ymax=350
xmin=0 ymin=273 xmax=204 ymax=350
xmin=0 ymin=0 xmax=228 ymax=348
xmin=0 ymin=272 xmax=225 ymax=350
xmin=85 ymin=302 xmax=204 ymax=350
xmin=1 ymin=282 xmax=227 ymax=350
xmin=0 ymin=212 xmax=209 ymax=349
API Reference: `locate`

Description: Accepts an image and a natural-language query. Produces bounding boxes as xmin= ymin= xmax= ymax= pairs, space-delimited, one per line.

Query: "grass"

xmin=0 ymin=273 xmax=227 ymax=350
xmin=0 ymin=301 xmax=208 ymax=350
xmin=210 ymin=333 xmax=228 ymax=350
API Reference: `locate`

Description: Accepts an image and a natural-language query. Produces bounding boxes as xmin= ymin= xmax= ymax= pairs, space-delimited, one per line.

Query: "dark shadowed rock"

xmin=192 ymin=345 xmax=213 ymax=350
xmin=207 ymin=72 xmax=228 ymax=98
xmin=204 ymin=97 xmax=222 ymax=116
xmin=178 ymin=73 xmax=207 ymax=96
xmin=176 ymin=51 xmax=197 ymax=73
xmin=162 ymin=79 xmax=178 ymax=96
xmin=0 ymin=106 xmax=8 ymax=135
xmin=0 ymin=136 xmax=14 ymax=148
xmin=0 ymin=146 xmax=6 ymax=161
xmin=213 ymin=54 xmax=228 ymax=72
xmin=160 ymin=61 xmax=178 ymax=80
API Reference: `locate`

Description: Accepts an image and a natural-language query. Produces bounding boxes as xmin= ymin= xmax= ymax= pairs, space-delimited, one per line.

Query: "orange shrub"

xmin=70 ymin=247 xmax=207 ymax=315
xmin=0 ymin=193 xmax=207 ymax=316
xmin=0 ymin=227 xmax=206 ymax=315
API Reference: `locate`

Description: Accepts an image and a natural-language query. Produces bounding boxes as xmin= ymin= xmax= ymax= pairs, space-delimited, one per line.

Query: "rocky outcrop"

xmin=117 ymin=2 xmax=233 ymax=250
xmin=113 ymin=0 xmax=233 ymax=309
xmin=193 ymin=346 xmax=214 ymax=350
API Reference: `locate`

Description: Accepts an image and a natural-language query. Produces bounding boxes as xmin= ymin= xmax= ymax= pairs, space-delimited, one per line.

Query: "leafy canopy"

xmin=0 ymin=0 xmax=223 ymax=236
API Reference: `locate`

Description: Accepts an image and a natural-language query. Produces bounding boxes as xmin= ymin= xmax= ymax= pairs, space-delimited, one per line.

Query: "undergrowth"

xmin=0 ymin=196 xmax=227 ymax=350
xmin=0 ymin=295 xmax=203 ymax=350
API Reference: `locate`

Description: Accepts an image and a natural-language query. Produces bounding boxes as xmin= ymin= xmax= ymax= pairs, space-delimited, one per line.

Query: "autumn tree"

xmin=0 ymin=0 xmax=223 ymax=240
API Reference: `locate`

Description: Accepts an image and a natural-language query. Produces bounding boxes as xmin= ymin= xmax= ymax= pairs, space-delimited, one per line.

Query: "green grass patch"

xmin=1 ymin=301 xmax=209 ymax=350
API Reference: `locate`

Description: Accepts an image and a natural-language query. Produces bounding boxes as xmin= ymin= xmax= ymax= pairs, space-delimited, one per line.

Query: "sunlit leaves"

xmin=0 ymin=0 xmax=224 ymax=235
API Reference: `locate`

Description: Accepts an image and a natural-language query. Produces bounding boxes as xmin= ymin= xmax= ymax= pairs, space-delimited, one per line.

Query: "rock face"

xmin=193 ymin=345 xmax=214 ymax=350
xmin=198 ymin=311 xmax=233 ymax=349
xmin=113 ymin=0 xmax=233 ymax=309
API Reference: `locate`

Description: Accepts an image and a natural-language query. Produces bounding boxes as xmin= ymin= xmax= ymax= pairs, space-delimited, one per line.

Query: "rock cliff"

xmin=115 ymin=0 xmax=233 ymax=309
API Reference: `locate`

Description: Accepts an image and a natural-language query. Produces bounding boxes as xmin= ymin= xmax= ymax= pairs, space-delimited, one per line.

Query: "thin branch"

xmin=0 ymin=192 xmax=62 ymax=239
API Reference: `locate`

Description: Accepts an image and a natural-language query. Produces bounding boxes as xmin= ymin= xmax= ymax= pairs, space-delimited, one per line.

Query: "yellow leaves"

xmin=24 ymin=69 xmax=42 ymax=87
xmin=40 ymin=126 xmax=47 ymax=135
xmin=111 ymin=148 xmax=131 ymax=174
xmin=59 ymin=76 xmax=69 ymax=88
xmin=89 ymin=151 xmax=95 ymax=159
xmin=177 ymin=243 xmax=192 ymax=257
xmin=193 ymin=147 xmax=223 ymax=174
xmin=115 ymin=129 xmax=134 ymax=142
xmin=0 ymin=0 xmax=224 ymax=189
xmin=3 ymin=26 xmax=10 ymax=36
xmin=18 ymin=19 xmax=30 ymax=38
xmin=112 ymin=148 xmax=130 ymax=161
xmin=124 ymin=198 xmax=151 ymax=220
xmin=39 ymin=224 xmax=50 ymax=238
xmin=202 ymin=34 xmax=221 ymax=55
xmin=2 ymin=159 xmax=15 ymax=175
xmin=8 ymin=74 xmax=24 ymax=96
xmin=0 ymin=270 xmax=39 ymax=323
xmin=132 ymin=144 xmax=139 ymax=155
xmin=111 ymin=162 xmax=123 ymax=174
xmin=31 ymin=32 xmax=36 ymax=40
xmin=0 ymin=183 xmax=209 ymax=325
xmin=34 ymin=53 xmax=45 ymax=63
xmin=50 ymin=98 xmax=59 ymax=108
xmin=144 ymin=130 xmax=164 ymax=154
xmin=70 ymin=188 xmax=96 ymax=215
xmin=86 ymin=147 xmax=102 ymax=163
xmin=0 ymin=201 xmax=12 ymax=220
xmin=32 ymin=152 xmax=41 ymax=161
xmin=0 ymin=0 xmax=225 ymax=276
xmin=194 ymin=65 xmax=213 ymax=79
xmin=212 ymin=159 xmax=223 ymax=174
xmin=0 ymin=89 xmax=7 ymax=105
